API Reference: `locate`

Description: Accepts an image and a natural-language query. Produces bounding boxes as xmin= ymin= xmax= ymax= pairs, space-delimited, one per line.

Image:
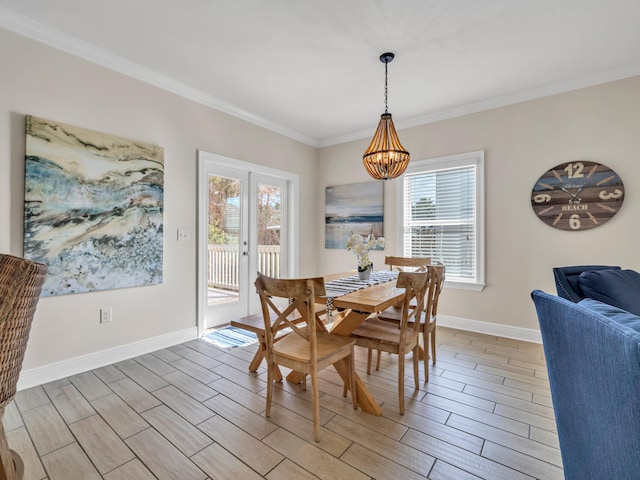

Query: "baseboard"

xmin=17 ymin=317 xmax=540 ymax=391
xmin=439 ymin=315 xmax=542 ymax=344
xmin=17 ymin=327 xmax=199 ymax=391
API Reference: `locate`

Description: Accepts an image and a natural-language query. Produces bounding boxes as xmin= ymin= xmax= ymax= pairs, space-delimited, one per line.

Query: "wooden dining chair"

xmin=0 ymin=254 xmax=47 ymax=480
xmin=385 ymin=255 xmax=430 ymax=272
xmin=376 ymin=263 xmax=445 ymax=381
xmin=255 ymin=273 xmax=357 ymax=442
xmin=230 ymin=301 xmax=328 ymax=381
xmin=348 ymin=270 xmax=429 ymax=414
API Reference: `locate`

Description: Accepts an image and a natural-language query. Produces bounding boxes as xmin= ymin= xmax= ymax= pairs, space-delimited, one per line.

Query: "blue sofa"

xmin=532 ymin=268 xmax=640 ymax=480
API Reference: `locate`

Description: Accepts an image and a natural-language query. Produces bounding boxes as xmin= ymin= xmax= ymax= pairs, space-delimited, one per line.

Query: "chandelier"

xmin=362 ymin=52 xmax=410 ymax=180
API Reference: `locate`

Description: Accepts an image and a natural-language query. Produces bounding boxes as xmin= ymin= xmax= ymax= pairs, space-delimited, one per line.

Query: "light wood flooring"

xmin=3 ymin=327 xmax=563 ymax=479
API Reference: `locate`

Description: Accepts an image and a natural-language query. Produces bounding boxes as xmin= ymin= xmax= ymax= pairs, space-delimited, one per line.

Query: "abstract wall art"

xmin=24 ymin=115 xmax=164 ymax=296
xmin=325 ymin=180 xmax=384 ymax=249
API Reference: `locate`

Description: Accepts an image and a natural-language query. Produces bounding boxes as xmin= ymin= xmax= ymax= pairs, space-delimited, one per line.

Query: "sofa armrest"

xmin=531 ymin=290 xmax=640 ymax=479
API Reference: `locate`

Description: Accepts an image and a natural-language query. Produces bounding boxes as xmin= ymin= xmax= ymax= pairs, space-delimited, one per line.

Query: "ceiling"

xmin=2 ymin=1 xmax=640 ymax=147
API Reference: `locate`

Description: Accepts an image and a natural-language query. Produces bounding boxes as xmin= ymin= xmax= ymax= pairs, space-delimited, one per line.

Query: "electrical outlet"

xmin=100 ymin=308 xmax=112 ymax=324
xmin=177 ymin=229 xmax=190 ymax=241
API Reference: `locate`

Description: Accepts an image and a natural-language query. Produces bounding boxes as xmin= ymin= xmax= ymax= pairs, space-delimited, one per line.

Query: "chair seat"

xmin=350 ymin=317 xmax=419 ymax=351
xmin=273 ymin=331 xmax=356 ymax=366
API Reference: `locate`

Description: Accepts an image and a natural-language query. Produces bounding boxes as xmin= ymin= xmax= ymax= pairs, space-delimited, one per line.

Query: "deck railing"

xmin=207 ymin=244 xmax=280 ymax=290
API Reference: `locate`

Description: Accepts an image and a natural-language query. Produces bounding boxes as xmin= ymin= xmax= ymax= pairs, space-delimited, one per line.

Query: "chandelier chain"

xmin=384 ymin=61 xmax=388 ymax=114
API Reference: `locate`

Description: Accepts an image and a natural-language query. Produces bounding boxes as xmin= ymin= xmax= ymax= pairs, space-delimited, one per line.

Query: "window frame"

xmin=396 ymin=150 xmax=485 ymax=291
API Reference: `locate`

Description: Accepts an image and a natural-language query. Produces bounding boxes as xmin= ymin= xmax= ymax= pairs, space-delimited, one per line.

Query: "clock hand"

xmin=561 ymin=185 xmax=584 ymax=204
xmin=573 ymin=185 xmax=583 ymax=203
xmin=560 ymin=185 xmax=578 ymax=201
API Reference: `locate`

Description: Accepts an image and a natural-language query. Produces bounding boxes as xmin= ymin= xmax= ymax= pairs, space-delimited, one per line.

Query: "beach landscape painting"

xmin=325 ymin=181 xmax=384 ymax=249
xmin=24 ymin=115 xmax=164 ymax=296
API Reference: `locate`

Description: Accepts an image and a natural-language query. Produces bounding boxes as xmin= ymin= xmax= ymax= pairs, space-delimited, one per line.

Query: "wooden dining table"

xmin=285 ymin=271 xmax=404 ymax=416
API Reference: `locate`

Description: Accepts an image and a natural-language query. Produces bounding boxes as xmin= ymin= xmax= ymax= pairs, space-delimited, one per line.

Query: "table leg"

xmin=285 ymin=309 xmax=383 ymax=415
xmin=330 ymin=309 xmax=371 ymax=336
xmin=331 ymin=309 xmax=382 ymax=415
xmin=333 ymin=358 xmax=382 ymax=416
xmin=248 ymin=335 xmax=266 ymax=372
xmin=249 ymin=334 xmax=283 ymax=382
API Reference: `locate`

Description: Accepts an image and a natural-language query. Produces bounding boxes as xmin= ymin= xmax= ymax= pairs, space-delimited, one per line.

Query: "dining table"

xmin=285 ymin=270 xmax=403 ymax=416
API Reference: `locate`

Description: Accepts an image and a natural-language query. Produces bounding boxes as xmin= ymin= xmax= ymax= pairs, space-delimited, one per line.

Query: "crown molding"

xmin=3 ymin=7 xmax=639 ymax=150
xmin=318 ymin=61 xmax=640 ymax=147
xmin=0 ymin=7 xmax=319 ymax=147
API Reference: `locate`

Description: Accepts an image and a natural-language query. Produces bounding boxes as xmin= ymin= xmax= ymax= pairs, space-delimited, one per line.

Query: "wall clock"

xmin=531 ymin=161 xmax=624 ymax=231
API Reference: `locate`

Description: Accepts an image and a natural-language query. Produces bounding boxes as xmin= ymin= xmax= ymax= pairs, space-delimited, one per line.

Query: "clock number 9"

xmin=533 ymin=193 xmax=551 ymax=203
xmin=564 ymin=162 xmax=585 ymax=179
xmin=569 ymin=214 xmax=581 ymax=230
xmin=599 ymin=189 xmax=623 ymax=200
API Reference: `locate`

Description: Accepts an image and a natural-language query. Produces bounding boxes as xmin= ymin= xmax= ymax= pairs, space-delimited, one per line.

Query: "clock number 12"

xmin=564 ymin=162 xmax=584 ymax=179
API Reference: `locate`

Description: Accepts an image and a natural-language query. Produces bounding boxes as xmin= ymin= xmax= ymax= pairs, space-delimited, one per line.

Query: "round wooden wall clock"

xmin=531 ymin=161 xmax=624 ymax=231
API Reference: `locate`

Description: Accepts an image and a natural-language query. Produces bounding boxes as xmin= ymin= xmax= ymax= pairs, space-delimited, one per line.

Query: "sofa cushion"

xmin=578 ymin=269 xmax=640 ymax=315
xmin=578 ymin=297 xmax=640 ymax=332
xmin=553 ymin=265 xmax=620 ymax=302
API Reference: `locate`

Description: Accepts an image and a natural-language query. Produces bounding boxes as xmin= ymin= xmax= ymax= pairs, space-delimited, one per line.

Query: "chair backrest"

xmin=385 ymin=256 xmax=430 ymax=272
xmin=553 ymin=265 xmax=620 ymax=302
xmin=395 ymin=271 xmax=430 ymax=339
xmin=255 ymin=273 xmax=326 ymax=360
xmin=426 ymin=263 xmax=446 ymax=319
xmin=0 ymin=254 xmax=47 ymax=408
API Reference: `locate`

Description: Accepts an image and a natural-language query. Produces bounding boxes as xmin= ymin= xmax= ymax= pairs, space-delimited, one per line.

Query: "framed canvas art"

xmin=325 ymin=181 xmax=384 ymax=249
xmin=24 ymin=115 xmax=165 ymax=296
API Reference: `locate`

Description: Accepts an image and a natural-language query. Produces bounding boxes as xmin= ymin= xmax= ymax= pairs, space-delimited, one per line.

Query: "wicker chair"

xmin=0 ymin=254 xmax=47 ymax=480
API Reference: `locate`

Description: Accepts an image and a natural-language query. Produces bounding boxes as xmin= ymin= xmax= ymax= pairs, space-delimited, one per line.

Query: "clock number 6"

xmin=564 ymin=162 xmax=585 ymax=179
xmin=569 ymin=214 xmax=581 ymax=230
xmin=533 ymin=193 xmax=551 ymax=203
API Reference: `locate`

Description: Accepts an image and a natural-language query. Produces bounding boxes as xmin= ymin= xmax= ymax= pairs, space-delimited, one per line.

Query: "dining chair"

xmin=230 ymin=301 xmax=328 ymax=381
xmin=0 ymin=254 xmax=47 ymax=480
xmin=374 ymin=263 xmax=445 ymax=380
xmin=384 ymin=255 xmax=430 ymax=272
xmin=255 ymin=273 xmax=357 ymax=442
xmin=348 ymin=270 xmax=429 ymax=414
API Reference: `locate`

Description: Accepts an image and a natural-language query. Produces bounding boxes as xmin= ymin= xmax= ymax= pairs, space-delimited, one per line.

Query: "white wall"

xmin=318 ymin=75 xmax=640 ymax=338
xmin=3 ymin=23 xmax=640 ymax=381
xmin=0 ymin=28 xmax=319 ymax=377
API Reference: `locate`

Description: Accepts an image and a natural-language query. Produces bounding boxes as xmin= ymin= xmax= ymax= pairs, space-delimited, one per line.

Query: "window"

xmin=399 ymin=151 xmax=485 ymax=290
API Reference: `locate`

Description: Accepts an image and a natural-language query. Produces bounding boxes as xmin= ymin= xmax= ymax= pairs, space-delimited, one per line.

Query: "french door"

xmin=198 ymin=152 xmax=298 ymax=332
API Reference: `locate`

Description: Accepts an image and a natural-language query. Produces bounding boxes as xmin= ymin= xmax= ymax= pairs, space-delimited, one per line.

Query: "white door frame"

xmin=197 ymin=150 xmax=299 ymax=335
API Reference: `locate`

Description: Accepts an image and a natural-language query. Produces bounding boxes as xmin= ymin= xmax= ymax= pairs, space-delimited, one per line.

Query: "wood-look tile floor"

xmin=3 ymin=327 xmax=563 ymax=479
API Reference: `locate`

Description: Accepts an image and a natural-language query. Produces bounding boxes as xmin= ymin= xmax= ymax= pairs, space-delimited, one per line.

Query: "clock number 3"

xmin=599 ymin=189 xmax=623 ymax=200
xmin=564 ymin=162 xmax=584 ymax=179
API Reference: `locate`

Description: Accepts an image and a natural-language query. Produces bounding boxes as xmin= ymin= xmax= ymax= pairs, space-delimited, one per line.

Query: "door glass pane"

xmin=208 ymin=175 xmax=241 ymax=306
xmin=257 ymin=183 xmax=281 ymax=278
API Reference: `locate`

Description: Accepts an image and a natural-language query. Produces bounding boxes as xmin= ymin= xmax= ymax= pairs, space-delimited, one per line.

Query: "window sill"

xmin=444 ymin=280 xmax=485 ymax=292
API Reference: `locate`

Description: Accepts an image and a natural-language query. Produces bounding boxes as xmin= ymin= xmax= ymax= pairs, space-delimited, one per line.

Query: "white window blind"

xmin=402 ymin=152 xmax=484 ymax=287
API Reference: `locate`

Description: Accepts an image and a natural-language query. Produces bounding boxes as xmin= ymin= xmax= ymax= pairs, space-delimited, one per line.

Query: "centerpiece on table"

xmin=346 ymin=231 xmax=385 ymax=280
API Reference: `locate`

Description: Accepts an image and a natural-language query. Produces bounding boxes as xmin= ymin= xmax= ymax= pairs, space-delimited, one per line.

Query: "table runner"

xmin=322 ymin=270 xmax=398 ymax=320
